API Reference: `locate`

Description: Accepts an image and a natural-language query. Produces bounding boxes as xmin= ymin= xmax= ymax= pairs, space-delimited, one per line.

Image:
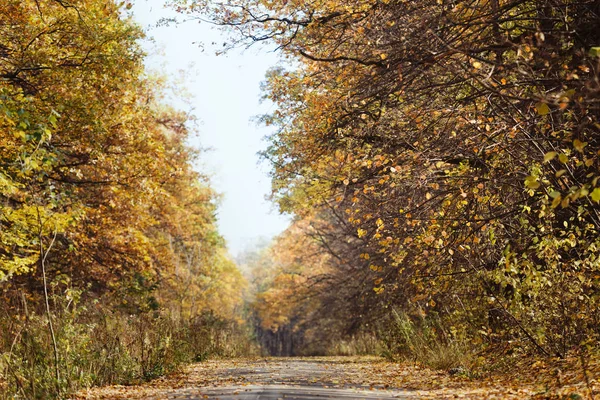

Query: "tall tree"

xmin=176 ymin=0 xmax=600 ymax=356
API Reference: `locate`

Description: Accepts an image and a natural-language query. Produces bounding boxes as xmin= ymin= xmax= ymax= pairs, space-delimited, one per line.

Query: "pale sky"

xmin=131 ymin=0 xmax=290 ymax=256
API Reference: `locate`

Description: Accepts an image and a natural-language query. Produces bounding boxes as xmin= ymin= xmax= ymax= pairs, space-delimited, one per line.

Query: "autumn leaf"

xmin=536 ymin=102 xmax=551 ymax=116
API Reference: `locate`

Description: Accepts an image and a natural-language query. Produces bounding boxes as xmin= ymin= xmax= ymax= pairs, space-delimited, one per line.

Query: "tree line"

xmin=0 ymin=1 xmax=252 ymax=398
xmin=177 ymin=0 xmax=600 ymax=364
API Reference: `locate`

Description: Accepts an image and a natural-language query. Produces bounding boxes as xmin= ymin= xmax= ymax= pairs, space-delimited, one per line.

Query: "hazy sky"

xmin=132 ymin=0 xmax=290 ymax=256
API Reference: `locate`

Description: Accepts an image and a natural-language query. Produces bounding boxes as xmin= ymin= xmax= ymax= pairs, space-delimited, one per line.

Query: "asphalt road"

xmin=144 ymin=359 xmax=411 ymax=399
xmin=155 ymin=385 xmax=409 ymax=399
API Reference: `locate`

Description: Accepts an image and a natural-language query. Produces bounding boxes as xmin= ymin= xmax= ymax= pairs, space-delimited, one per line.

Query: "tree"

xmin=176 ymin=0 xmax=600 ymax=357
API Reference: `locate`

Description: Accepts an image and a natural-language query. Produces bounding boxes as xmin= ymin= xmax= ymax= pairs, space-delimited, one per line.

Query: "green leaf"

xmin=544 ymin=151 xmax=557 ymax=162
xmin=591 ymin=188 xmax=600 ymax=202
xmin=524 ymin=175 xmax=540 ymax=189
xmin=573 ymin=139 xmax=586 ymax=152
xmin=551 ymin=194 xmax=562 ymax=208
xmin=558 ymin=153 xmax=568 ymax=164
xmin=589 ymin=47 xmax=600 ymax=58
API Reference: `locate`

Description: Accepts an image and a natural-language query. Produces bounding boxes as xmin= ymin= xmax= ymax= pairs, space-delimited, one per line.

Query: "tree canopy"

xmin=176 ymin=0 xmax=600 ymax=358
xmin=1 ymin=3 xmax=250 ymax=397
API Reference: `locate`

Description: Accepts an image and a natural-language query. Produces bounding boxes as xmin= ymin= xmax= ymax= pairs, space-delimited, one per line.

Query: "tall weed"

xmin=327 ymin=332 xmax=382 ymax=356
xmin=0 ymin=291 xmax=257 ymax=399
xmin=379 ymin=310 xmax=474 ymax=371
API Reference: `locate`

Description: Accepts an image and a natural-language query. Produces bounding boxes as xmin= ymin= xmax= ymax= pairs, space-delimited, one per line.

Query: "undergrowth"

xmin=0 ymin=291 xmax=258 ymax=399
xmin=326 ymin=332 xmax=383 ymax=357
xmin=378 ymin=310 xmax=475 ymax=372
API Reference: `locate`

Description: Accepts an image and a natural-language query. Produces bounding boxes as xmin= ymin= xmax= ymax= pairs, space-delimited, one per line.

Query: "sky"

xmin=131 ymin=0 xmax=291 ymax=256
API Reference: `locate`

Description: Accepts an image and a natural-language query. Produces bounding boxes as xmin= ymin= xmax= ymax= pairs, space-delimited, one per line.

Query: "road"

xmin=76 ymin=356 xmax=559 ymax=399
xmin=157 ymin=384 xmax=409 ymax=399
xmin=141 ymin=358 xmax=410 ymax=399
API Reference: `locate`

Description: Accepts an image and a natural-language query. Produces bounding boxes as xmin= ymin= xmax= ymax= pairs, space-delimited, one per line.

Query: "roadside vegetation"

xmin=0 ymin=1 xmax=255 ymax=398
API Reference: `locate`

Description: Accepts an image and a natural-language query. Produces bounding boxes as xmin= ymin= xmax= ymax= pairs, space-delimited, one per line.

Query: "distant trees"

xmin=241 ymin=221 xmax=324 ymax=355
xmin=178 ymin=0 xmax=600 ymax=359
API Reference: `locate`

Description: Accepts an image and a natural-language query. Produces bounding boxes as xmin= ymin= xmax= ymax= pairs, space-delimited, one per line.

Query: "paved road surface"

xmin=144 ymin=359 xmax=411 ymax=399
xmin=154 ymin=385 xmax=409 ymax=399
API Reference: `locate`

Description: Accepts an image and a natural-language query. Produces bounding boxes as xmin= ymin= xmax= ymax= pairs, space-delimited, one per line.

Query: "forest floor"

xmin=75 ymin=356 xmax=599 ymax=399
